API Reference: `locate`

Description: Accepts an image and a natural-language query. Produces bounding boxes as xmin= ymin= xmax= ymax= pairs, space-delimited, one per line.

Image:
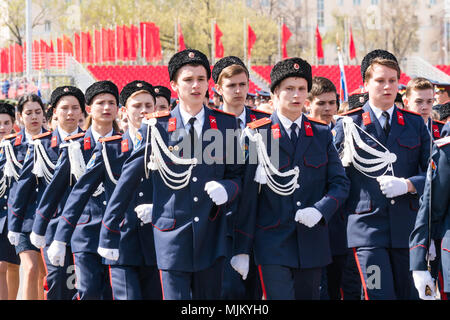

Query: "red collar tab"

xmin=304 ymin=121 xmax=314 ymax=137
xmin=51 ymin=135 xmax=58 ymax=148
xmin=168 ymin=117 xmax=177 ymax=132
xmin=209 ymin=115 xmax=218 ymax=130
xmin=397 ymin=110 xmax=405 ymax=126
xmin=271 ymin=123 xmax=281 ymax=139
xmin=362 ymin=112 xmax=371 ymax=126
xmin=84 ymin=137 xmax=91 ymax=150
xmin=14 ymin=134 xmax=22 ymax=146
xmin=121 ymin=139 xmax=129 ymax=153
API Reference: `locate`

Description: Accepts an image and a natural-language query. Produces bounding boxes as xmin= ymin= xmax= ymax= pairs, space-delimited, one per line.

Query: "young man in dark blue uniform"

xmin=26 ymin=86 xmax=85 ymax=300
xmin=237 ymin=57 xmax=350 ymax=300
xmin=211 ymin=56 xmax=270 ymax=300
xmin=103 ymin=49 xmax=243 ymax=300
xmin=45 ymin=80 xmax=120 ymax=300
xmin=333 ymin=50 xmax=431 ymax=300
xmin=91 ymin=80 xmax=162 ymax=300
xmin=410 ymin=122 xmax=450 ymax=300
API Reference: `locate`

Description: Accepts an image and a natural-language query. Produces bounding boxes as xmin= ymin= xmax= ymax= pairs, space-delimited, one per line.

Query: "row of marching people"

xmin=0 ymin=47 xmax=448 ymax=300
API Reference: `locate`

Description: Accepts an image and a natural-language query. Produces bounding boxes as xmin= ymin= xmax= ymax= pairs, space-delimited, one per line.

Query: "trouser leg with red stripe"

xmin=353 ymin=247 xmax=415 ymax=300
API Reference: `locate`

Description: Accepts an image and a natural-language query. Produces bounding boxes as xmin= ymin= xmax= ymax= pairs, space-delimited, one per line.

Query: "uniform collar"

xmin=57 ymin=126 xmax=79 ymax=141
xmin=24 ymin=128 xmax=42 ymax=142
xmin=91 ymin=128 xmax=113 ymax=142
xmin=276 ymin=110 xmax=303 ymax=132
xmin=369 ymin=102 xmax=395 ymax=124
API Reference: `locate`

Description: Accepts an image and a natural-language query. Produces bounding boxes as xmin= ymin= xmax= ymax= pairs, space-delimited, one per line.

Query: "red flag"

xmin=281 ymin=24 xmax=292 ymax=59
xmin=130 ymin=24 xmax=139 ymax=61
xmin=108 ymin=29 xmax=115 ymax=61
xmin=151 ymin=24 xmax=162 ymax=61
xmin=62 ymin=35 xmax=73 ymax=54
xmin=74 ymin=33 xmax=81 ymax=62
xmin=178 ymin=23 xmax=186 ymax=51
xmin=247 ymin=24 xmax=257 ymax=59
xmin=349 ymin=26 xmax=356 ymax=60
xmin=215 ymin=23 xmax=224 ymax=59
xmin=116 ymin=25 xmax=124 ymax=61
xmin=140 ymin=22 xmax=162 ymax=62
xmin=94 ymin=29 xmax=101 ymax=63
xmin=14 ymin=44 xmax=23 ymax=72
xmin=315 ymin=25 xmax=324 ymax=60
xmin=101 ymin=28 xmax=110 ymax=61
xmin=0 ymin=48 xmax=8 ymax=73
xmin=81 ymin=32 xmax=93 ymax=63
xmin=123 ymin=25 xmax=131 ymax=61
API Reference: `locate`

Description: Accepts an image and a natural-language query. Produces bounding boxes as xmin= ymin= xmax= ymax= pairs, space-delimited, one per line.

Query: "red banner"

xmin=81 ymin=31 xmax=93 ymax=63
xmin=349 ymin=26 xmax=356 ymax=60
xmin=282 ymin=24 xmax=292 ymax=59
xmin=178 ymin=23 xmax=186 ymax=52
xmin=74 ymin=33 xmax=81 ymax=62
xmin=140 ymin=22 xmax=162 ymax=62
xmin=315 ymin=25 xmax=324 ymax=60
xmin=215 ymin=23 xmax=224 ymax=59
xmin=247 ymin=24 xmax=257 ymax=59
xmin=116 ymin=25 xmax=124 ymax=61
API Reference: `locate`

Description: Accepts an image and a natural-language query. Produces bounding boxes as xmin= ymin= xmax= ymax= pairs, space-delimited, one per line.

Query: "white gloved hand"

xmin=412 ymin=270 xmax=436 ymax=300
xmin=7 ymin=231 xmax=21 ymax=246
xmin=295 ymin=207 xmax=323 ymax=228
xmin=427 ymin=239 xmax=436 ymax=262
xmin=134 ymin=204 xmax=153 ymax=224
xmin=97 ymin=247 xmax=119 ymax=261
xmin=30 ymin=231 xmax=46 ymax=249
xmin=230 ymin=254 xmax=250 ymax=280
xmin=47 ymin=240 xmax=67 ymax=267
xmin=204 ymin=181 xmax=228 ymax=206
xmin=376 ymin=176 xmax=408 ymax=198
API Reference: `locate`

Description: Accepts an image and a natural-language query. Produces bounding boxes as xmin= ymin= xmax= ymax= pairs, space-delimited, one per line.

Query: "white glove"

xmin=47 ymin=240 xmax=67 ymax=267
xmin=412 ymin=270 xmax=436 ymax=300
xmin=427 ymin=240 xmax=436 ymax=262
xmin=295 ymin=207 xmax=323 ymax=228
xmin=134 ymin=204 xmax=153 ymax=224
xmin=376 ymin=176 xmax=408 ymax=198
xmin=7 ymin=231 xmax=21 ymax=246
xmin=30 ymin=231 xmax=46 ymax=249
xmin=230 ymin=254 xmax=249 ymax=280
xmin=97 ymin=247 xmax=119 ymax=261
xmin=204 ymin=181 xmax=228 ymax=206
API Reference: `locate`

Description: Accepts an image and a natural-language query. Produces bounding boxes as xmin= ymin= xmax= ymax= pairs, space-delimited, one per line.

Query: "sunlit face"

xmin=364 ymin=64 xmax=399 ymax=110
xmin=155 ymin=96 xmax=170 ymax=112
xmin=89 ymin=93 xmax=118 ymax=126
xmin=274 ymin=77 xmax=308 ymax=121
xmin=171 ymin=65 xmax=209 ymax=108
xmin=405 ymin=88 xmax=434 ymax=122
xmin=306 ymin=91 xmax=337 ymax=124
xmin=125 ymin=92 xmax=155 ymax=129
xmin=20 ymin=101 xmax=44 ymax=135
xmin=0 ymin=114 xmax=14 ymax=139
xmin=55 ymin=95 xmax=83 ymax=133
xmin=217 ymin=72 xmax=249 ymax=110
xmin=435 ymin=89 xmax=450 ymax=105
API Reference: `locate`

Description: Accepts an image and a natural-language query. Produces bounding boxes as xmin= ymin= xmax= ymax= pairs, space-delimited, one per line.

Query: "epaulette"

xmin=211 ymin=108 xmax=236 ymax=117
xmin=145 ymin=110 xmax=171 ymax=119
xmin=251 ymin=108 xmax=272 ymax=116
xmin=340 ymin=107 xmax=363 ymax=116
xmin=64 ymin=132 xmax=85 ymax=141
xmin=247 ymin=117 xmax=271 ymax=129
xmin=3 ymin=133 xmax=18 ymax=140
xmin=435 ymin=136 xmax=450 ymax=148
xmin=434 ymin=119 xmax=446 ymax=125
xmin=99 ymin=135 xmax=122 ymax=143
xmin=400 ymin=108 xmax=422 ymax=117
xmin=32 ymin=131 xmax=52 ymax=140
xmin=306 ymin=117 xmax=328 ymax=125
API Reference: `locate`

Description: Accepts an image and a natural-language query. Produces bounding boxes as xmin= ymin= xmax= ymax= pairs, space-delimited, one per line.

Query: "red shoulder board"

xmin=252 ymin=108 xmax=272 ymax=116
xmin=121 ymin=139 xmax=129 ymax=153
xmin=400 ymin=108 xmax=421 ymax=117
xmin=362 ymin=112 xmax=372 ymax=126
xmin=396 ymin=110 xmax=405 ymax=126
xmin=14 ymin=134 xmax=23 ymax=146
xmin=146 ymin=110 xmax=171 ymax=119
xmin=64 ymin=132 xmax=85 ymax=141
xmin=212 ymin=108 xmax=236 ymax=117
xmin=341 ymin=107 xmax=363 ymax=116
xmin=99 ymin=135 xmax=122 ymax=143
xmin=306 ymin=117 xmax=327 ymax=125
xmin=247 ymin=117 xmax=271 ymax=129
xmin=432 ymin=124 xmax=441 ymax=139
xmin=304 ymin=121 xmax=314 ymax=137
xmin=51 ymin=135 xmax=58 ymax=148
xmin=4 ymin=133 xmax=18 ymax=140
xmin=32 ymin=131 xmax=52 ymax=140
xmin=434 ymin=119 xmax=445 ymax=125
xmin=435 ymin=136 xmax=450 ymax=148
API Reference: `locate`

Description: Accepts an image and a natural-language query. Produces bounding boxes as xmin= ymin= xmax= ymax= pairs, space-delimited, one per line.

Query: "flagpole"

xmin=278 ymin=18 xmax=281 ymax=63
xmin=211 ymin=19 xmax=215 ymax=65
xmin=244 ymin=17 xmax=247 ymax=66
xmin=174 ymin=18 xmax=178 ymax=53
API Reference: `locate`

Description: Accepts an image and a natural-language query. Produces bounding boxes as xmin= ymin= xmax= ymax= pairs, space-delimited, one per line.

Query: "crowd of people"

xmin=0 ymin=47 xmax=449 ymax=301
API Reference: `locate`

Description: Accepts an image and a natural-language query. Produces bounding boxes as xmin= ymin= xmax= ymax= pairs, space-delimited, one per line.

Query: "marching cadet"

xmin=333 ymin=50 xmax=431 ymax=300
xmin=6 ymin=93 xmax=47 ymax=300
xmin=91 ymin=80 xmax=162 ymax=300
xmin=0 ymin=102 xmax=20 ymax=300
xmin=211 ymin=56 xmax=270 ymax=300
xmin=102 ymin=49 xmax=243 ymax=300
xmin=153 ymin=85 xmax=172 ymax=112
xmin=27 ymin=86 xmax=85 ymax=300
xmin=44 ymin=80 xmax=120 ymax=300
xmin=236 ymin=57 xmax=350 ymax=300
xmin=410 ymin=122 xmax=450 ymax=300
xmin=433 ymin=82 xmax=450 ymax=106
xmin=404 ymin=77 xmax=446 ymax=138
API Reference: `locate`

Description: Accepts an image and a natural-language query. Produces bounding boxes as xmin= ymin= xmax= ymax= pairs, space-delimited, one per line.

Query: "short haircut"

xmin=364 ymin=57 xmax=401 ymax=83
xmin=307 ymin=76 xmax=337 ymax=101
xmin=17 ymin=93 xmax=45 ymax=114
xmin=405 ymin=77 xmax=434 ymax=98
xmin=0 ymin=103 xmax=15 ymax=121
xmin=217 ymin=64 xmax=249 ymax=86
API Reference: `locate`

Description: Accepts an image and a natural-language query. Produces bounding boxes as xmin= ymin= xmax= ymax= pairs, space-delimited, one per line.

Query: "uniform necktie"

xmin=237 ymin=118 xmax=243 ymax=130
xmin=188 ymin=117 xmax=197 ymax=157
xmin=382 ymin=111 xmax=390 ymax=136
xmin=290 ymin=122 xmax=299 ymax=146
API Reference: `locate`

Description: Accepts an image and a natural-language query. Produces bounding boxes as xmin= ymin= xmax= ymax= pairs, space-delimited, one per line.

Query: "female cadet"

xmin=6 ymin=94 xmax=46 ymax=300
xmin=45 ymin=80 xmax=120 ymax=300
xmin=91 ymin=80 xmax=162 ymax=300
xmin=0 ymin=102 xmax=20 ymax=300
xmin=27 ymin=86 xmax=84 ymax=300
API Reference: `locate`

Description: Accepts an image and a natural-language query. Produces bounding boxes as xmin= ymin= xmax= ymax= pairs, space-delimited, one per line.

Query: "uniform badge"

xmin=121 ymin=139 xmax=129 ymax=153
xmin=84 ymin=137 xmax=91 ymax=150
xmin=24 ymin=147 xmax=31 ymax=162
xmin=396 ymin=111 xmax=405 ymax=126
xmin=250 ymin=114 xmax=257 ymax=122
xmin=0 ymin=148 xmax=4 ymax=161
xmin=136 ymin=82 xmax=143 ymax=88
xmin=51 ymin=135 xmax=58 ymax=148
xmin=271 ymin=123 xmax=281 ymax=139
xmin=134 ymin=132 xmax=143 ymax=150
xmin=362 ymin=112 xmax=371 ymax=126
xmin=155 ymin=88 xmax=160 ymax=94
xmin=209 ymin=116 xmax=218 ymax=130
xmin=188 ymin=52 xmax=195 ymax=58
xmin=168 ymin=117 xmax=177 ymax=132
xmin=293 ymin=63 xmax=300 ymax=70
xmin=430 ymin=159 xmax=436 ymax=171
xmin=56 ymin=153 xmax=63 ymax=167
xmin=86 ymin=153 xmax=96 ymax=169
xmin=304 ymin=121 xmax=313 ymax=137
xmin=63 ymin=87 xmax=69 ymax=92
xmin=242 ymin=143 xmax=249 ymax=161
